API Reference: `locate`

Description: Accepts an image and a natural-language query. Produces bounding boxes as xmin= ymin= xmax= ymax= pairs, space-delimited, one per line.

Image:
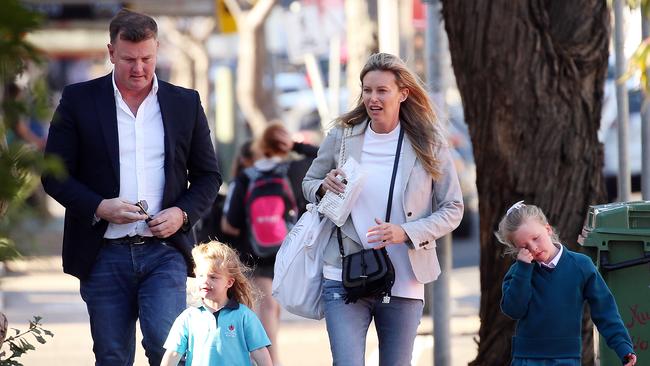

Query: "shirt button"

xmin=407 ymin=212 xmax=412 ymax=217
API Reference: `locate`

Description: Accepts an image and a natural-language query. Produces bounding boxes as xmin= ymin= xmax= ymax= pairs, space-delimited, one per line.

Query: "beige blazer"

xmin=302 ymin=121 xmax=464 ymax=283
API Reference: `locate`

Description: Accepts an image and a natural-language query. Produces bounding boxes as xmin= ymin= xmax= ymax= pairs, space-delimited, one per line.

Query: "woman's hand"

xmin=367 ymin=218 xmax=408 ymax=249
xmin=320 ymin=168 xmax=346 ymax=195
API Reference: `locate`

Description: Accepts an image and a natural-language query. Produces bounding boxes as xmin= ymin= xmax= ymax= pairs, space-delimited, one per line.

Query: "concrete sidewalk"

xmin=2 ymin=197 xmax=480 ymax=365
xmin=1 ymin=256 xmax=479 ymax=366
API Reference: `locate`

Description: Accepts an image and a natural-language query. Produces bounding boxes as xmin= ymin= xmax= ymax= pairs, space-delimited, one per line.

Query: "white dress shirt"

xmin=104 ymin=73 xmax=165 ymax=239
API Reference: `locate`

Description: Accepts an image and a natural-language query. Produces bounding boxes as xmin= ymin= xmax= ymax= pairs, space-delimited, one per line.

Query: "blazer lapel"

xmin=400 ymin=135 xmax=417 ymax=191
xmin=155 ymin=82 xmax=176 ymax=206
xmin=95 ymin=74 xmax=120 ymax=184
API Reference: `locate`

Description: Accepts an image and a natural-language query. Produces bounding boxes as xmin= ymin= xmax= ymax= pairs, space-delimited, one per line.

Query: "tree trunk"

xmin=441 ymin=1 xmax=610 ymax=365
xmin=224 ymin=0 xmax=278 ymax=137
xmin=0 ymin=312 xmax=7 ymax=344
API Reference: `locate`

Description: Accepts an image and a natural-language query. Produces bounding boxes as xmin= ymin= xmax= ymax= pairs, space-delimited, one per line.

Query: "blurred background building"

xmin=17 ymin=0 xmax=480 ymax=235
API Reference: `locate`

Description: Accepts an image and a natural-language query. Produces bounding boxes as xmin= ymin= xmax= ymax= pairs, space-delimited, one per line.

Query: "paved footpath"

xmin=1 ymin=256 xmax=479 ymax=366
xmin=1 ymin=199 xmax=480 ymax=365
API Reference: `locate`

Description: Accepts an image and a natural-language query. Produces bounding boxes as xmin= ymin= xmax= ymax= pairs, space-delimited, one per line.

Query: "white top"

xmin=324 ymin=123 xmax=424 ymax=300
xmin=104 ymin=73 xmax=165 ymax=239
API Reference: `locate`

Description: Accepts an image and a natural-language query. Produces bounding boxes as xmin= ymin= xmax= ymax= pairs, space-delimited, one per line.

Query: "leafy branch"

xmin=0 ymin=316 xmax=53 ymax=365
xmin=620 ymin=0 xmax=650 ymax=95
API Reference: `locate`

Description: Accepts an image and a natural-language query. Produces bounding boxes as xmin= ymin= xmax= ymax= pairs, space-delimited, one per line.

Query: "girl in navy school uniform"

xmin=497 ymin=201 xmax=637 ymax=366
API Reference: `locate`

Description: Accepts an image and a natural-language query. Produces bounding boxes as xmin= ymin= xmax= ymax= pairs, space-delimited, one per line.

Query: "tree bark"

xmin=441 ymin=1 xmax=610 ymax=365
xmin=224 ymin=0 xmax=278 ymax=137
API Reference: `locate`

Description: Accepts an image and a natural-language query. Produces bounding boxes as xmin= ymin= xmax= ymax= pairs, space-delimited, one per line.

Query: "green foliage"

xmin=0 ymin=143 xmax=64 ymax=203
xmin=0 ymin=0 xmax=65 ymax=258
xmin=0 ymin=237 xmax=21 ymax=263
xmin=0 ymin=4 xmax=59 ymax=362
xmin=622 ymin=39 xmax=650 ymax=95
xmin=619 ymin=0 xmax=650 ymax=96
xmin=623 ymin=0 xmax=650 ymax=16
xmin=0 ymin=172 xmax=53 ymax=261
xmin=0 ymin=316 xmax=53 ymax=365
xmin=0 ymin=0 xmax=42 ymax=84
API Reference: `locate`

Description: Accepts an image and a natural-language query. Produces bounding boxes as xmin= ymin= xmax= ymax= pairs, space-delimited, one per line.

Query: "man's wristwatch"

xmin=181 ymin=210 xmax=190 ymax=231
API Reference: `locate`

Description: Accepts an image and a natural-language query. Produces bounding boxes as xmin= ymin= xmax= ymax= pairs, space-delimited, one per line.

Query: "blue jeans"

xmin=80 ymin=240 xmax=187 ymax=366
xmin=511 ymin=358 xmax=581 ymax=366
xmin=322 ymin=279 xmax=424 ymax=366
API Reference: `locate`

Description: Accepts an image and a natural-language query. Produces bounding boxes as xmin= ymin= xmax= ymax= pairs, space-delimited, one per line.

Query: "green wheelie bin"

xmin=578 ymin=201 xmax=650 ymax=364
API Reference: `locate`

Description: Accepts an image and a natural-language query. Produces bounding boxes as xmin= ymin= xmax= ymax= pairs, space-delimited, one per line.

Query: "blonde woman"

xmin=303 ymin=53 xmax=464 ymax=365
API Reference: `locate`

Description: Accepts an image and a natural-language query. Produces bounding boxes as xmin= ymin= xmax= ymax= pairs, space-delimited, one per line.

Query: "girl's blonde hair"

xmin=334 ymin=52 xmax=446 ymax=180
xmin=192 ymin=241 xmax=257 ymax=308
xmin=495 ymin=203 xmax=561 ymax=257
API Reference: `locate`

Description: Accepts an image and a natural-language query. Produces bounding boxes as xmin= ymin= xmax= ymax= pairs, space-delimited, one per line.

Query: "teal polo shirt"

xmin=164 ymin=299 xmax=271 ymax=366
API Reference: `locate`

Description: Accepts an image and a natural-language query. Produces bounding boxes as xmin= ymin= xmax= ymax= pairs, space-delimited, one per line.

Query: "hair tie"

xmin=506 ymin=200 xmax=525 ymax=216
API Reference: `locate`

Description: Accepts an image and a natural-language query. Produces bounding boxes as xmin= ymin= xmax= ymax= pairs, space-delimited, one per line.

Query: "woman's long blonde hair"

xmin=192 ymin=241 xmax=257 ymax=308
xmin=335 ymin=53 xmax=446 ymax=179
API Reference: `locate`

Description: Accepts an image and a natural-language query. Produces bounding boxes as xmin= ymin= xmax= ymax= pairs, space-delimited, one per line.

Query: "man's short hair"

xmin=109 ymin=8 xmax=157 ymax=44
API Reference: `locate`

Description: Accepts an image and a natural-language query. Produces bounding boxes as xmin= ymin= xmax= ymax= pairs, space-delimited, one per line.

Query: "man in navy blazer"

xmin=42 ymin=9 xmax=221 ymax=365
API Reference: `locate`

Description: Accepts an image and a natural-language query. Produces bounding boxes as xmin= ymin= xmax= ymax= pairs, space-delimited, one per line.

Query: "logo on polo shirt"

xmin=225 ymin=324 xmax=237 ymax=338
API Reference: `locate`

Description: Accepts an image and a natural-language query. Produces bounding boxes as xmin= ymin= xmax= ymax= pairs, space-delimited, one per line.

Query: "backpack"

xmin=244 ymin=163 xmax=298 ymax=258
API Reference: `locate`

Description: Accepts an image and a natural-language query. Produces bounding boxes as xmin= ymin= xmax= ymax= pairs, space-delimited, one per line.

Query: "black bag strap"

xmin=338 ymin=126 xmax=405 ymax=256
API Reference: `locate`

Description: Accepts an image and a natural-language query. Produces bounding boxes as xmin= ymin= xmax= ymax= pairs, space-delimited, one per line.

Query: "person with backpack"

xmin=222 ymin=122 xmax=317 ymax=365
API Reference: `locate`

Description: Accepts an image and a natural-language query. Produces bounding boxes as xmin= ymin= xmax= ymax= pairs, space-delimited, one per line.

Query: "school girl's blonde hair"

xmin=495 ymin=203 xmax=561 ymax=258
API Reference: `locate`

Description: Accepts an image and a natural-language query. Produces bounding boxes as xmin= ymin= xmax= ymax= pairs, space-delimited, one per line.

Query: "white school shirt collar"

xmin=540 ymin=243 xmax=563 ymax=269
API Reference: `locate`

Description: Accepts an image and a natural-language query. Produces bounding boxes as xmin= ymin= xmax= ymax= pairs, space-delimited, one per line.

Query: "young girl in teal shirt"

xmin=161 ymin=241 xmax=272 ymax=366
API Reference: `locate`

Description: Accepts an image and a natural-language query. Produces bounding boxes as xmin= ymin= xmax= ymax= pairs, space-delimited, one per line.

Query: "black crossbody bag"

xmin=338 ymin=127 xmax=404 ymax=304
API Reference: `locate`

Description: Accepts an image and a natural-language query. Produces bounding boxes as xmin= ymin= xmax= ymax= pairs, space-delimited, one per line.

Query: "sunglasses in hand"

xmin=135 ymin=200 xmax=153 ymax=223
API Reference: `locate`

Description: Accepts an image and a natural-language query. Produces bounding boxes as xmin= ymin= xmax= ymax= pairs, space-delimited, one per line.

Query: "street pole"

xmin=214 ymin=66 xmax=236 ymax=182
xmin=424 ymin=0 xmax=451 ymax=365
xmin=641 ymin=13 xmax=650 ymax=200
xmin=377 ymin=0 xmax=400 ymax=55
xmin=614 ymin=0 xmax=631 ymax=202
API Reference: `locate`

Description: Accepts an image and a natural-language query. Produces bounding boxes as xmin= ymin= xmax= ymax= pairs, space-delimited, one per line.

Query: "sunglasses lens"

xmin=141 ymin=200 xmax=148 ymax=211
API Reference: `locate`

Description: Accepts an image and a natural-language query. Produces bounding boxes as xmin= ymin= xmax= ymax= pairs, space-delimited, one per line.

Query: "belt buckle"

xmin=132 ymin=236 xmax=145 ymax=245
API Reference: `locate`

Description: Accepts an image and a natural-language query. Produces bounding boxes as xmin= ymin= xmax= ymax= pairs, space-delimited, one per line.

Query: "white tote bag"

xmin=272 ymin=203 xmax=332 ymax=320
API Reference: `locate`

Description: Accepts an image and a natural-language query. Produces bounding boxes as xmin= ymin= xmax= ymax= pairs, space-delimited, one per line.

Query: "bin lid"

xmin=582 ymin=201 xmax=650 ymax=236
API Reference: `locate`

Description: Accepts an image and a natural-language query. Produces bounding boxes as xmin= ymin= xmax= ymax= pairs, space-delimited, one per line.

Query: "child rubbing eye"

xmin=496 ymin=202 xmax=637 ymax=366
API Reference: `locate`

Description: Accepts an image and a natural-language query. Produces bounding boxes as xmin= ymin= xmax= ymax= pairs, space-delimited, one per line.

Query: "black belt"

xmin=104 ymin=235 xmax=158 ymax=245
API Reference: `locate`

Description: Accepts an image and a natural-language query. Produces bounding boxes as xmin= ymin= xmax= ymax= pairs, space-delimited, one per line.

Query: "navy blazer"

xmin=42 ymin=74 xmax=222 ymax=279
